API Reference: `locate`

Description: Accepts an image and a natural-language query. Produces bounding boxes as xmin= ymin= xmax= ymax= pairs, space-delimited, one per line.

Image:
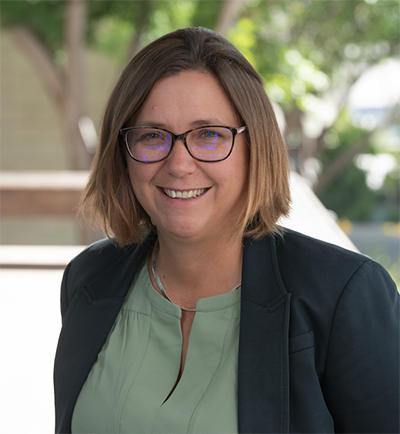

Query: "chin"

xmin=157 ymin=218 xmax=209 ymax=241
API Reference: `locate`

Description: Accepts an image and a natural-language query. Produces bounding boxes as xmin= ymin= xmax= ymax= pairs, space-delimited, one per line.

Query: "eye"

xmin=195 ymin=128 xmax=232 ymax=142
xmin=201 ymin=129 xmax=218 ymax=138
xmin=195 ymin=129 xmax=221 ymax=141
xmin=140 ymin=131 xmax=164 ymax=141
xmin=204 ymin=130 xmax=216 ymax=138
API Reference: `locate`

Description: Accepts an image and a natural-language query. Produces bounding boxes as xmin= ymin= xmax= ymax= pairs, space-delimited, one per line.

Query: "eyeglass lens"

xmin=125 ymin=127 xmax=233 ymax=162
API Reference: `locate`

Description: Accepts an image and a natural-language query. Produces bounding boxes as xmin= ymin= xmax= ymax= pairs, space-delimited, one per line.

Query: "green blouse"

xmin=71 ymin=260 xmax=241 ymax=433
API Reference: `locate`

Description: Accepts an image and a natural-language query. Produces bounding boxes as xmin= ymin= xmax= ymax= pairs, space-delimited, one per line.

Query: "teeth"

xmin=163 ymin=188 xmax=207 ymax=199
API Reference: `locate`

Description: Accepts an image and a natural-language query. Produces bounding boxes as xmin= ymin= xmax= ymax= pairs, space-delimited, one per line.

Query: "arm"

xmin=322 ymin=260 xmax=399 ymax=433
xmin=60 ymin=261 xmax=74 ymax=320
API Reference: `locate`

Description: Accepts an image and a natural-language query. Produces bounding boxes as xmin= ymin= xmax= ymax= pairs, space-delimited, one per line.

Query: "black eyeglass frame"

xmin=119 ymin=125 xmax=247 ymax=163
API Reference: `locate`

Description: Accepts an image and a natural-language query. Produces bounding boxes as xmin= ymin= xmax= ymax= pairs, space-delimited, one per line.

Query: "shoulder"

xmin=66 ymin=238 xmax=139 ymax=281
xmin=243 ymin=228 xmax=397 ymax=305
xmin=276 ymin=228 xmax=367 ymax=268
xmin=267 ymin=229 xmax=398 ymax=335
xmin=274 ymin=228 xmax=394 ymax=294
xmin=271 ymin=230 xmax=398 ymax=350
xmin=59 ymin=237 xmax=153 ymax=317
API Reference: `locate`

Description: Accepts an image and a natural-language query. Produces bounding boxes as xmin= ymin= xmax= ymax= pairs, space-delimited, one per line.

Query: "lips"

xmin=162 ymin=188 xmax=207 ymax=199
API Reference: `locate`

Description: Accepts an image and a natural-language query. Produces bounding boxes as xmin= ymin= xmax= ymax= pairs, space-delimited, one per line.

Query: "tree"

xmin=225 ymin=0 xmax=399 ymax=184
xmin=1 ymin=0 xmax=245 ymax=170
xmin=1 ymin=0 xmax=398 ymax=200
xmin=3 ymin=0 xmax=90 ymax=169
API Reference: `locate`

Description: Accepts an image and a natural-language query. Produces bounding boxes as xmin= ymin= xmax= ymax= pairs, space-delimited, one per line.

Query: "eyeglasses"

xmin=120 ymin=125 xmax=246 ymax=163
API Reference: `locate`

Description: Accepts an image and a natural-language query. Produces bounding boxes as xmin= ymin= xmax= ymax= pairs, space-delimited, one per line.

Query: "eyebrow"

xmin=135 ymin=119 xmax=227 ymax=129
xmin=190 ymin=119 xmax=225 ymax=127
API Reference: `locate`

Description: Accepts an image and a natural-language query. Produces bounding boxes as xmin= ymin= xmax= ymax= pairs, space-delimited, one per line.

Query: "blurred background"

xmin=1 ymin=0 xmax=398 ymax=279
xmin=0 ymin=1 xmax=399 ymax=431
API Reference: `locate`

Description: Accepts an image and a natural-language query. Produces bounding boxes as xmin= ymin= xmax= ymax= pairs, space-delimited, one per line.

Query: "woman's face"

xmin=127 ymin=70 xmax=249 ymax=244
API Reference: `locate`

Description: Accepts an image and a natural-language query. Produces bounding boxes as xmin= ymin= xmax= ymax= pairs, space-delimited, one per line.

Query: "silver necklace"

xmin=151 ymin=248 xmax=241 ymax=312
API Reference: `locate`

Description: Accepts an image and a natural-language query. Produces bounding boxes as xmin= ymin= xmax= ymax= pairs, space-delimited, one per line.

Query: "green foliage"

xmin=376 ymin=169 xmax=400 ymax=222
xmin=1 ymin=0 xmax=399 ymax=223
xmin=190 ymin=0 xmax=223 ymax=30
xmin=346 ymin=221 xmax=400 ymax=287
xmin=1 ymin=0 xmax=67 ymax=52
xmin=317 ymin=115 xmax=399 ymax=222
xmin=317 ymin=114 xmax=376 ymax=220
xmin=227 ymin=18 xmax=258 ymax=67
xmin=230 ymin=0 xmax=399 ymax=111
xmin=84 ymin=0 xmax=224 ymax=63
xmin=320 ymin=111 xmax=366 ymax=163
xmin=3 ymin=0 xmax=398 ymax=74
xmin=318 ymin=165 xmax=378 ymax=221
xmin=89 ymin=16 xmax=134 ymax=64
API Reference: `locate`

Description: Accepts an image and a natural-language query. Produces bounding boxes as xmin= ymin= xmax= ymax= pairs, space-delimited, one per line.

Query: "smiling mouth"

xmin=162 ymin=188 xmax=208 ymax=199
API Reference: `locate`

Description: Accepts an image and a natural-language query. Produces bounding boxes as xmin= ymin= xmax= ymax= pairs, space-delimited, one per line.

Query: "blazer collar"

xmin=55 ymin=234 xmax=290 ymax=433
xmin=238 ymin=234 xmax=291 ymax=433
xmin=55 ymin=238 xmax=155 ymax=433
xmin=242 ymin=235 xmax=288 ymax=306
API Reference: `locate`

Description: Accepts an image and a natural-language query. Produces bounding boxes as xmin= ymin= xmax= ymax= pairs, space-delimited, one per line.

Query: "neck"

xmin=150 ymin=233 xmax=243 ymax=309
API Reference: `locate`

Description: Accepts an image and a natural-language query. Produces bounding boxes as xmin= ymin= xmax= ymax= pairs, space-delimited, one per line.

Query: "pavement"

xmin=1 ymin=268 xmax=63 ymax=432
xmin=0 ymin=245 xmax=86 ymax=432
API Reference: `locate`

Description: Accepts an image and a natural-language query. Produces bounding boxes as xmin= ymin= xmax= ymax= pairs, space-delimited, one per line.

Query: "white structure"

xmin=279 ymin=172 xmax=357 ymax=251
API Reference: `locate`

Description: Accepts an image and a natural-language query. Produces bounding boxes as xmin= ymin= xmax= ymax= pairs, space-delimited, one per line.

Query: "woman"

xmin=54 ymin=27 xmax=399 ymax=433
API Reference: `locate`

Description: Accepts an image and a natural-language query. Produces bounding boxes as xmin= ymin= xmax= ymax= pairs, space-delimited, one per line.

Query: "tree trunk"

xmin=9 ymin=0 xmax=92 ymax=170
xmin=215 ymin=0 xmax=247 ymax=36
xmin=127 ymin=0 xmax=152 ymax=61
xmin=63 ymin=0 xmax=91 ymax=170
xmin=313 ymin=133 xmax=372 ymax=193
xmin=9 ymin=26 xmax=65 ymax=105
xmin=285 ymin=106 xmax=304 ymax=173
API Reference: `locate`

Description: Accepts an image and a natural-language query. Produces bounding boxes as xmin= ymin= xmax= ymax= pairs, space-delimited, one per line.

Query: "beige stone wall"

xmin=0 ymin=31 xmax=120 ymax=245
xmin=1 ymin=33 xmax=67 ymax=170
xmin=1 ymin=31 xmax=120 ymax=170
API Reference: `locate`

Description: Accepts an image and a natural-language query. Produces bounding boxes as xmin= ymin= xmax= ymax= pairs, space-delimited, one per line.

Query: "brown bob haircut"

xmin=81 ymin=27 xmax=291 ymax=246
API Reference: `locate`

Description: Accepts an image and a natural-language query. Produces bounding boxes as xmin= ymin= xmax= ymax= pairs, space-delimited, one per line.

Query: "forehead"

xmin=133 ymin=71 xmax=239 ymax=129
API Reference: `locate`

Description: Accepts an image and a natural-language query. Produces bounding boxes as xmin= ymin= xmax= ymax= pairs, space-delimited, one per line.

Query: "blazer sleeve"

xmin=60 ymin=261 xmax=73 ymax=320
xmin=321 ymin=260 xmax=399 ymax=433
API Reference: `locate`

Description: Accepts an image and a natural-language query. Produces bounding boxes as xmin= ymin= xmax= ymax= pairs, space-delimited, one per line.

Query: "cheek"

xmin=127 ymin=162 xmax=147 ymax=199
xmin=126 ymin=161 xmax=160 ymax=210
xmin=127 ymin=160 xmax=148 ymax=186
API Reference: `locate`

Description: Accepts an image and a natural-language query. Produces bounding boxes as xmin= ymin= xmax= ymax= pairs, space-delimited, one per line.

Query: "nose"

xmin=165 ymin=137 xmax=197 ymax=177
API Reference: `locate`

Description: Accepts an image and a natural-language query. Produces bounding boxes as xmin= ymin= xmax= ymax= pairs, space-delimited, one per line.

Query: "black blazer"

xmin=54 ymin=229 xmax=399 ymax=433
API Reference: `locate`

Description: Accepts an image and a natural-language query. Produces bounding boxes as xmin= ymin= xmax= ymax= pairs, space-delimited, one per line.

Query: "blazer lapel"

xmin=238 ymin=235 xmax=291 ymax=433
xmin=54 ymin=240 xmax=153 ymax=433
xmin=56 ymin=234 xmax=290 ymax=433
